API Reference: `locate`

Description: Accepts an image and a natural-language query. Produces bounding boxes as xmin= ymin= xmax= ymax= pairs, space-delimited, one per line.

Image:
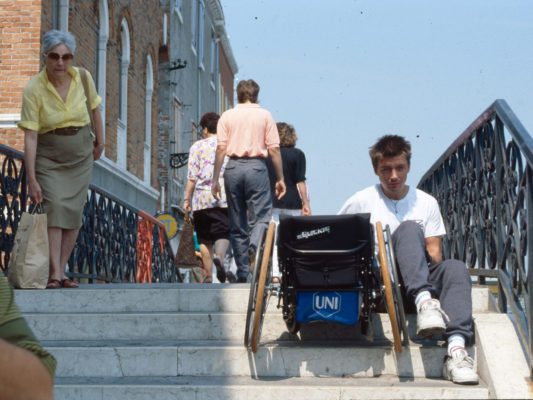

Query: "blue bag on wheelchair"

xmin=296 ymin=291 xmax=360 ymax=325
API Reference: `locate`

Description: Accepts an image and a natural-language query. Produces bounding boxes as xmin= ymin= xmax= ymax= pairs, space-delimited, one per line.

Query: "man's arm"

xmin=425 ymin=236 xmax=443 ymax=265
xmin=0 ymin=338 xmax=54 ymax=400
xmin=267 ymin=146 xmax=286 ymax=200
xmin=211 ymin=144 xmax=227 ymax=200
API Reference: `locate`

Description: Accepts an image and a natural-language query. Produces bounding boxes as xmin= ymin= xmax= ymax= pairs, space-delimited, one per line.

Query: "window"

xmin=173 ymin=0 xmax=183 ymax=23
xmin=191 ymin=0 xmax=197 ymax=53
xmin=117 ymin=18 xmax=130 ymax=169
xmin=172 ymin=99 xmax=183 ymax=180
xmin=144 ymin=55 xmax=154 ymax=185
xmin=198 ymin=0 xmax=205 ymax=69
xmin=97 ymin=0 xmax=109 ymax=155
xmin=53 ymin=0 xmax=69 ymax=31
xmin=163 ymin=13 xmax=168 ymax=45
xmin=209 ymin=28 xmax=216 ymax=87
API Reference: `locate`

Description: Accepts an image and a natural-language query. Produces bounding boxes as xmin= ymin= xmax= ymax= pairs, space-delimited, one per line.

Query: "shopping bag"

xmin=174 ymin=214 xmax=200 ymax=268
xmin=8 ymin=205 xmax=49 ymax=289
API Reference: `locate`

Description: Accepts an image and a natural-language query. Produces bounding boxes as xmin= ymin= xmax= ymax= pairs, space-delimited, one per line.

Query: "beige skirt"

xmin=35 ymin=125 xmax=94 ymax=229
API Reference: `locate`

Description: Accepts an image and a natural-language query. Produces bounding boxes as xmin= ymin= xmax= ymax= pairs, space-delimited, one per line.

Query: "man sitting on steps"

xmin=338 ymin=134 xmax=479 ymax=385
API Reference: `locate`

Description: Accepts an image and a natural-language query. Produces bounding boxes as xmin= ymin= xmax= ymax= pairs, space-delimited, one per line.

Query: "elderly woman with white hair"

xmin=18 ymin=29 xmax=104 ymax=289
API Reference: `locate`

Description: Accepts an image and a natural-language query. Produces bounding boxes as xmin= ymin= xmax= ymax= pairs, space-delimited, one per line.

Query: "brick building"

xmin=0 ymin=0 xmax=237 ymax=216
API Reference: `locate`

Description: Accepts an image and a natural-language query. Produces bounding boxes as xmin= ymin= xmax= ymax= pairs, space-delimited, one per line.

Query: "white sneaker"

xmin=443 ymin=348 xmax=479 ymax=384
xmin=416 ymin=299 xmax=447 ymax=338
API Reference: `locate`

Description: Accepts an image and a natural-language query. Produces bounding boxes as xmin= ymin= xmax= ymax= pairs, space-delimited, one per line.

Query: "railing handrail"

xmin=0 ymin=143 xmax=179 ymax=283
xmin=419 ymin=99 xmax=533 ymax=184
xmin=0 ymin=142 xmax=24 ymax=160
xmin=417 ymin=98 xmax=533 ymax=378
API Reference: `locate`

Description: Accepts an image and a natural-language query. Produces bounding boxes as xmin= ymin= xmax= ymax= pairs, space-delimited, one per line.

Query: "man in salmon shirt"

xmin=212 ymin=79 xmax=286 ymax=283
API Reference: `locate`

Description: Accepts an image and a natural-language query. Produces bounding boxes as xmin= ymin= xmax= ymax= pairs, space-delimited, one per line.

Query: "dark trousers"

xmin=392 ymin=221 xmax=474 ymax=344
xmin=224 ymin=158 xmax=272 ymax=279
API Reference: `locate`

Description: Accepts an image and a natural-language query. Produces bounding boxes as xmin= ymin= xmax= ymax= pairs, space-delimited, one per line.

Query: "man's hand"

xmin=302 ymin=203 xmax=311 ymax=216
xmin=211 ymin=181 xmax=221 ymax=200
xmin=275 ymin=180 xmax=286 ymax=200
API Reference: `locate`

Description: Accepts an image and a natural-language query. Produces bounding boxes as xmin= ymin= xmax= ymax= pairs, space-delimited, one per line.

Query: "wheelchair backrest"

xmin=278 ymin=214 xmax=374 ymax=288
xmin=278 ymin=213 xmax=373 ymax=256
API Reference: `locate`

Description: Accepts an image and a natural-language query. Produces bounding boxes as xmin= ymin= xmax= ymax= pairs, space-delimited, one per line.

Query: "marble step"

xmin=14 ymin=284 xmax=496 ymax=314
xmin=44 ymin=340 xmax=469 ymax=379
xmin=23 ymin=309 xmax=427 ymax=343
xmin=52 ymin=375 xmax=489 ymax=400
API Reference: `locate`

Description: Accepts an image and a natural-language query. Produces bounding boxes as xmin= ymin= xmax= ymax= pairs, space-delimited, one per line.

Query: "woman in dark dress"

xmin=267 ymin=122 xmax=311 ymax=281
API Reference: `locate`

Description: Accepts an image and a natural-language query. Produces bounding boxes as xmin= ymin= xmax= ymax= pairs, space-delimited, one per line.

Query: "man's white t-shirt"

xmin=338 ymin=184 xmax=446 ymax=238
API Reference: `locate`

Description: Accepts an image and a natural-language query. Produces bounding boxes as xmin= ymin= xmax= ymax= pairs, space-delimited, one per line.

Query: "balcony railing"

xmin=418 ymin=99 xmax=533 ymax=376
xmin=0 ymin=143 xmax=180 ymax=283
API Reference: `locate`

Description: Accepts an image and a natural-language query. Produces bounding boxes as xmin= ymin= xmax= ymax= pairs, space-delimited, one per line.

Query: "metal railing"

xmin=0 ymin=143 xmax=180 ymax=283
xmin=418 ymin=99 xmax=533 ymax=376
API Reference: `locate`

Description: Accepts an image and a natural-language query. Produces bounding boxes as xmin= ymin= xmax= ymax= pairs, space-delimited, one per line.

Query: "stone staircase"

xmin=14 ymin=284 xmax=530 ymax=399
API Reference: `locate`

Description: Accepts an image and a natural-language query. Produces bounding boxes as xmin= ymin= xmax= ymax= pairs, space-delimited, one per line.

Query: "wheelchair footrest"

xmin=296 ymin=291 xmax=360 ymax=325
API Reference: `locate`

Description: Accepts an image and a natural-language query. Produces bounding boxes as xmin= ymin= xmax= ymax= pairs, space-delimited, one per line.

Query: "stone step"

xmin=52 ymin=376 xmax=490 ymax=400
xmin=44 ymin=340 xmax=469 ymax=379
xmin=14 ymin=284 xmax=496 ymax=314
xmin=23 ymin=309 xmax=430 ymax=342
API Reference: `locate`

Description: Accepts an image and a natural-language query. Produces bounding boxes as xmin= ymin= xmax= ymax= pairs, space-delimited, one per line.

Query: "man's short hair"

xmin=237 ymin=79 xmax=260 ymax=103
xmin=369 ymin=135 xmax=412 ymax=171
xmin=277 ymin=122 xmax=297 ymax=147
xmin=199 ymin=112 xmax=220 ymax=134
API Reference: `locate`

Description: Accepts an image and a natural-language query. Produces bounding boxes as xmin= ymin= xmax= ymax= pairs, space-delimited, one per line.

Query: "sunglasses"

xmin=47 ymin=52 xmax=74 ymax=61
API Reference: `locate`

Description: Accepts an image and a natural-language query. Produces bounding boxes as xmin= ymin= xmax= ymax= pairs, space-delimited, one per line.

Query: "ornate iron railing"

xmin=418 ymin=99 xmax=533 ymax=376
xmin=0 ymin=143 xmax=180 ymax=283
xmin=0 ymin=143 xmax=26 ymax=270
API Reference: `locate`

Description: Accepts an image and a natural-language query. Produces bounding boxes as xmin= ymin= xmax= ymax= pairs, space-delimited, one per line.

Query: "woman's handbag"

xmin=174 ymin=214 xmax=200 ymax=268
xmin=8 ymin=204 xmax=49 ymax=289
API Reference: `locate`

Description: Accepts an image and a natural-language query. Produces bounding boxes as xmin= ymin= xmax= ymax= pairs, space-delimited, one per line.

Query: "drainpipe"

xmin=196 ymin=1 xmax=201 ymax=139
xmin=215 ymin=36 xmax=220 ymax=114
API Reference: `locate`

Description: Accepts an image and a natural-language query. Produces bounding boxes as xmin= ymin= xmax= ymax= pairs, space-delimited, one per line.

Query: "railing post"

xmin=527 ymin=166 xmax=533 ymax=378
xmin=494 ymin=116 xmax=507 ymax=313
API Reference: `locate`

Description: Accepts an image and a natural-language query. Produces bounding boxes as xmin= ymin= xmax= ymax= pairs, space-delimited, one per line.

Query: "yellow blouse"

xmin=18 ymin=66 xmax=101 ymax=134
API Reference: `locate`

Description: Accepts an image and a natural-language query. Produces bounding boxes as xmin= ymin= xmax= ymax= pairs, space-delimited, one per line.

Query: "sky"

xmin=222 ymin=0 xmax=533 ymax=215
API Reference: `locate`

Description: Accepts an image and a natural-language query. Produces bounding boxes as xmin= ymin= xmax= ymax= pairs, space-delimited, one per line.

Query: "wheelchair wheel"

xmin=244 ymin=222 xmax=275 ymax=352
xmin=250 ymin=221 xmax=275 ymax=352
xmin=384 ymin=225 xmax=409 ymax=346
xmin=376 ymin=221 xmax=402 ymax=353
xmin=244 ymin=225 xmax=266 ymax=349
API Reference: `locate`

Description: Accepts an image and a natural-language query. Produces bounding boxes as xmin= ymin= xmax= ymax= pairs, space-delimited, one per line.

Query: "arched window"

xmin=97 ymin=0 xmax=109 ymax=156
xmin=117 ymin=18 xmax=130 ymax=169
xmin=144 ymin=55 xmax=154 ymax=184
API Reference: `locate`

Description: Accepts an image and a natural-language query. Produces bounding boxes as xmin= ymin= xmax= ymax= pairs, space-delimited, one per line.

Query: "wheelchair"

xmin=244 ymin=213 xmax=409 ymax=353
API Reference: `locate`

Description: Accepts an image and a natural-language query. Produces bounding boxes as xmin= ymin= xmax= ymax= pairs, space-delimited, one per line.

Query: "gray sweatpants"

xmin=392 ymin=221 xmax=474 ymax=344
xmin=224 ymin=158 xmax=272 ymax=280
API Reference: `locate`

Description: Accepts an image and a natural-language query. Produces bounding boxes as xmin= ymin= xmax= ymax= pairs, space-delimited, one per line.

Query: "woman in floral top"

xmin=183 ymin=112 xmax=231 ymax=283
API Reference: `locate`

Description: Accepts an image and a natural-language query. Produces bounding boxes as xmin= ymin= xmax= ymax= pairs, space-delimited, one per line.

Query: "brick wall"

xmin=0 ymin=0 xmax=43 ymax=152
xmin=0 ymin=0 xmax=164 ymax=195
